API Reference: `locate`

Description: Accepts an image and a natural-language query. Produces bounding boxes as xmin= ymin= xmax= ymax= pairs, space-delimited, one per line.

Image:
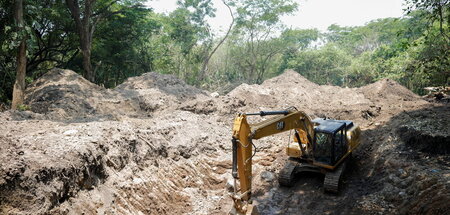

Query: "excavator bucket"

xmin=229 ymin=203 xmax=259 ymax=215
xmin=246 ymin=204 xmax=259 ymax=215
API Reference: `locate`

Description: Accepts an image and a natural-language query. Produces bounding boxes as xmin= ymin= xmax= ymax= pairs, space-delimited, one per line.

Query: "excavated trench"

xmin=399 ymin=126 xmax=450 ymax=154
xmin=0 ymin=139 xmax=107 ymax=213
xmin=396 ymin=106 xmax=450 ymax=155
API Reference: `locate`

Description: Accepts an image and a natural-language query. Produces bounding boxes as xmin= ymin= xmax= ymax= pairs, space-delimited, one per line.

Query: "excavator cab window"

xmin=334 ymin=128 xmax=347 ymax=163
xmin=313 ymin=121 xmax=347 ymax=166
xmin=314 ymin=132 xmax=333 ymax=164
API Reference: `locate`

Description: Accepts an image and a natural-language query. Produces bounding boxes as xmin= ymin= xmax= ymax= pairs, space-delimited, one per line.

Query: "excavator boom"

xmin=230 ymin=108 xmax=314 ymax=214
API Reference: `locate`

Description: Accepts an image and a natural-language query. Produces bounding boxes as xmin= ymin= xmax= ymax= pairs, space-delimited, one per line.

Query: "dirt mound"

xmin=25 ymin=69 xmax=107 ymax=119
xmin=227 ymin=70 xmax=378 ymax=123
xmin=114 ymin=72 xmax=208 ymax=116
xmin=180 ymin=70 xmax=426 ymax=127
xmin=22 ymin=69 xmax=208 ymax=120
xmin=260 ymin=69 xmax=319 ymax=89
xmin=228 ymin=71 xmax=423 ymax=114
xmin=228 ymin=70 xmax=366 ymax=110
xmin=0 ymin=111 xmax=231 ymax=215
xmin=228 ymin=70 xmax=319 ymax=107
xmin=356 ymin=103 xmax=450 ymax=214
xmin=116 ymin=72 xmax=206 ymax=99
xmin=359 ymin=78 xmax=421 ymax=102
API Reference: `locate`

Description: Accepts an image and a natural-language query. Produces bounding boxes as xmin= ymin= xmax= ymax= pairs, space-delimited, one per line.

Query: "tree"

xmin=11 ymin=0 xmax=26 ymax=110
xmin=287 ymin=44 xmax=351 ymax=86
xmin=168 ymin=0 xmax=225 ymax=83
xmin=28 ymin=1 xmax=78 ymax=73
xmin=231 ymin=0 xmax=298 ymax=83
xmin=92 ymin=6 xmax=161 ymax=87
xmin=406 ymin=0 xmax=450 ymax=38
xmin=65 ymin=0 xmax=97 ymax=82
xmin=405 ymin=0 xmax=449 ymax=89
xmin=65 ymin=0 xmax=143 ymax=82
xmin=198 ymin=0 xmax=235 ymax=82
xmin=1 ymin=0 xmax=16 ymax=104
xmin=278 ymin=28 xmax=320 ymax=73
xmin=281 ymin=28 xmax=320 ymax=50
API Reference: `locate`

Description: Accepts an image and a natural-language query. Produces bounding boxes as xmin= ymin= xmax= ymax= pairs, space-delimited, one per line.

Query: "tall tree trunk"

xmin=11 ymin=0 xmax=26 ymax=110
xmin=81 ymin=40 xmax=93 ymax=81
xmin=66 ymin=0 xmax=96 ymax=82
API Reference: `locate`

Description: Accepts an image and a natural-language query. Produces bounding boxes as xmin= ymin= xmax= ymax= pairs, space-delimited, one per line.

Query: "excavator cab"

xmin=313 ymin=121 xmax=348 ymax=166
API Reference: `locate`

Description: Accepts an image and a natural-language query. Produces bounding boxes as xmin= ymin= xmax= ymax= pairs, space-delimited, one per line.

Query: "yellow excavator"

xmin=229 ymin=107 xmax=361 ymax=215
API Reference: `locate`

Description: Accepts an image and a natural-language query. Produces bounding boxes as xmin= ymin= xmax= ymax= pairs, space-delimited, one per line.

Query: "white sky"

xmin=146 ymin=0 xmax=406 ymax=33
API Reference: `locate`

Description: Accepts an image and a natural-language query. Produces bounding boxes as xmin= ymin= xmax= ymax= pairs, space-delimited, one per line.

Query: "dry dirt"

xmin=0 ymin=68 xmax=448 ymax=215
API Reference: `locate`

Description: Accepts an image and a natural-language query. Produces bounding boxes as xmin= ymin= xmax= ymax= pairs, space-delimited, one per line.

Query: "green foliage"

xmin=325 ymin=18 xmax=408 ymax=55
xmin=287 ymin=44 xmax=352 ymax=86
xmin=284 ymin=7 xmax=449 ymax=94
xmin=278 ymin=28 xmax=320 ymax=73
xmin=92 ymin=6 xmax=161 ymax=87
xmin=226 ymin=0 xmax=298 ymax=84
xmin=1 ymin=0 xmax=449 ymax=105
xmin=17 ymin=104 xmax=30 ymax=111
xmin=281 ymin=29 xmax=320 ymax=50
xmin=234 ymin=0 xmax=298 ymax=29
xmin=346 ymin=52 xmax=378 ymax=87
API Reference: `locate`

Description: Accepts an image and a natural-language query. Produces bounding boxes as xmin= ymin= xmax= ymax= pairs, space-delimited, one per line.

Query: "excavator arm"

xmin=230 ymin=108 xmax=314 ymax=215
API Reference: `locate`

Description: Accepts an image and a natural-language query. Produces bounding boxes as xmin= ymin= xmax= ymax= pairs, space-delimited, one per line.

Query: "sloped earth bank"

xmin=1 ymin=69 xmax=448 ymax=214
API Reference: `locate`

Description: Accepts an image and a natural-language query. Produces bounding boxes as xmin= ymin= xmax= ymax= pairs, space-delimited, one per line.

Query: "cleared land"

xmin=1 ymin=69 xmax=448 ymax=214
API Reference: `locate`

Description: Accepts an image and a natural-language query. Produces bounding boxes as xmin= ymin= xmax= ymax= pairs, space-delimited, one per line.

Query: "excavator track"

xmin=323 ymin=158 xmax=348 ymax=193
xmin=278 ymin=160 xmax=298 ymax=187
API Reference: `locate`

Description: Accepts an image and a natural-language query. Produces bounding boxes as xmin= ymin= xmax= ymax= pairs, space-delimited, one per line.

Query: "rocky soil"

xmin=0 ymin=68 xmax=448 ymax=215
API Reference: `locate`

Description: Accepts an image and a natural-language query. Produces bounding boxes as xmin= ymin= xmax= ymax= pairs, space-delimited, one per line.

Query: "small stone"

xmin=133 ymin=178 xmax=143 ymax=184
xmin=226 ymin=178 xmax=235 ymax=192
xmin=63 ymin=129 xmax=78 ymax=136
xmin=210 ymin=92 xmax=219 ymax=98
xmin=398 ymin=168 xmax=408 ymax=179
xmin=260 ymin=171 xmax=275 ymax=182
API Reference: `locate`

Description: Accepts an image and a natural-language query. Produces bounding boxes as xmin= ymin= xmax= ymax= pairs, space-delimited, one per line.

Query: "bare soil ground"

xmin=1 ymin=69 xmax=448 ymax=215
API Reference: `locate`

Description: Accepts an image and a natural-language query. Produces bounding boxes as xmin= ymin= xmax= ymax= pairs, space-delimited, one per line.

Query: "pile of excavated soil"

xmin=116 ymin=72 xmax=206 ymax=100
xmin=24 ymin=69 xmax=106 ymax=119
xmin=22 ymin=69 xmax=207 ymax=120
xmin=227 ymin=70 xmax=371 ymax=112
xmin=1 ymin=69 xmax=448 ymax=215
xmin=358 ymin=78 xmax=421 ymax=101
xmin=186 ymin=70 xmax=426 ymax=125
xmin=353 ymin=104 xmax=450 ymax=215
xmin=114 ymin=72 xmax=208 ymax=116
xmin=0 ymin=111 xmax=230 ymax=214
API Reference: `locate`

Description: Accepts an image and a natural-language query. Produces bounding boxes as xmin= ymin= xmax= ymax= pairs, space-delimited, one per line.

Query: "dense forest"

xmin=0 ymin=0 xmax=449 ymax=107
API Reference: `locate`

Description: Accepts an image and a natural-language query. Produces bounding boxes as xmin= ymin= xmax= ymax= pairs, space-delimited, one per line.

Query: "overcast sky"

xmin=145 ymin=0 xmax=406 ymax=33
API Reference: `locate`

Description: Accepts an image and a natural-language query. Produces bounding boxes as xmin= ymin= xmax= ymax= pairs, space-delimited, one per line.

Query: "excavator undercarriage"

xmin=278 ymin=155 xmax=350 ymax=193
